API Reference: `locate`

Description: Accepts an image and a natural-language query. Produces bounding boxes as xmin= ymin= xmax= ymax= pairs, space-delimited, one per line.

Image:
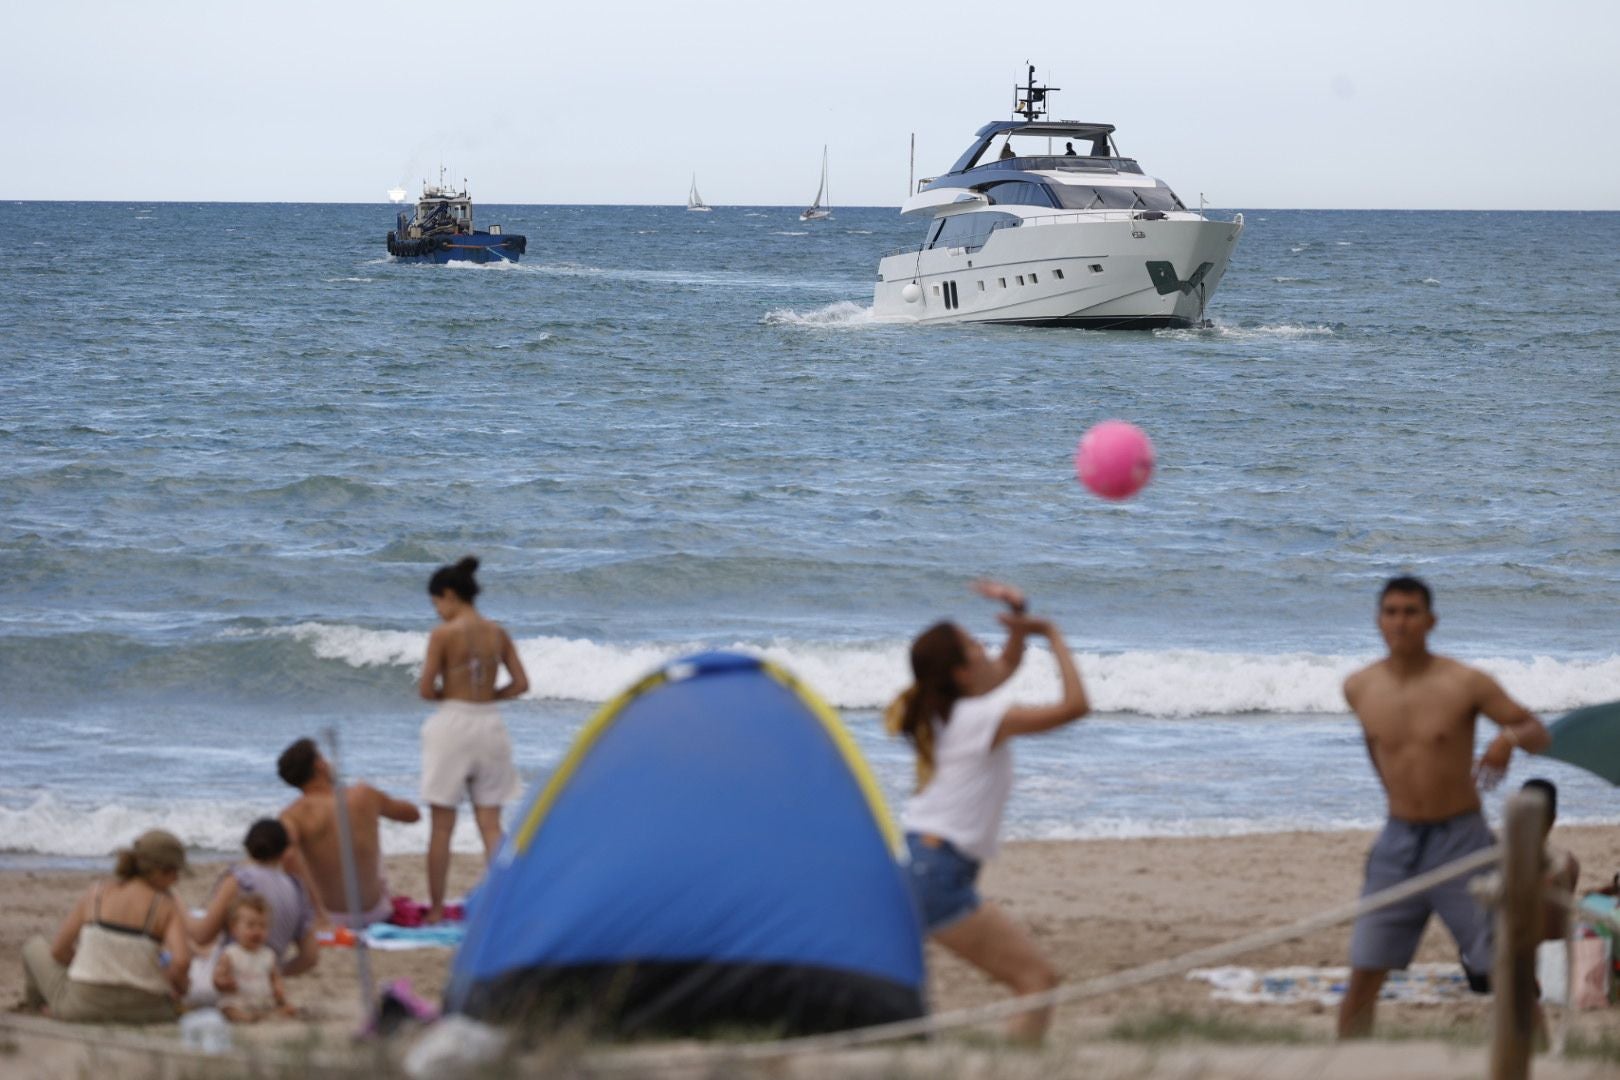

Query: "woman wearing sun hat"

xmin=20 ymin=829 xmax=193 ymax=1022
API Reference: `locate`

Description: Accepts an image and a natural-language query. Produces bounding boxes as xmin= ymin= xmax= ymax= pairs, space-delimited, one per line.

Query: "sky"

xmin=7 ymin=0 xmax=1618 ymax=209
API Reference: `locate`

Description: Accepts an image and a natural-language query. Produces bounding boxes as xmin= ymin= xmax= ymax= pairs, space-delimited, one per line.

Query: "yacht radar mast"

xmin=1012 ymin=63 xmax=1060 ymax=122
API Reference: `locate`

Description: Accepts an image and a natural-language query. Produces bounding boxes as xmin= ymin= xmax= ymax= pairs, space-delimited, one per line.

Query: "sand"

xmin=5 ymin=827 xmax=1620 ymax=1077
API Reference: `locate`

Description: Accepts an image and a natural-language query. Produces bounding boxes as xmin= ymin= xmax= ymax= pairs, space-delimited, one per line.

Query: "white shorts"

xmin=420 ymin=701 xmax=522 ymax=808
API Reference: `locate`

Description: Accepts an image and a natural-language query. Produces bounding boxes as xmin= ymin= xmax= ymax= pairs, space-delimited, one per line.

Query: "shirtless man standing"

xmin=277 ymin=738 xmax=421 ymax=928
xmin=1337 ymin=576 xmax=1550 ymax=1037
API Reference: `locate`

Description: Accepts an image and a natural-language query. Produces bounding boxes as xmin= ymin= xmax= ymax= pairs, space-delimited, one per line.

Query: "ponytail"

xmin=886 ymin=622 xmax=967 ymax=791
xmin=114 ymin=849 xmax=139 ymax=880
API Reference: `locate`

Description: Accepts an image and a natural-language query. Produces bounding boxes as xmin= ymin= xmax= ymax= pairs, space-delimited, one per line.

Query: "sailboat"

xmin=799 ymin=147 xmax=831 ymax=221
xmin=687 ymin=174 xmax=711 ymax=212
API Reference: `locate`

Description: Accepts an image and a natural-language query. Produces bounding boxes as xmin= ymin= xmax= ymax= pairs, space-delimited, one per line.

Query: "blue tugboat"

xmin=386 ymin=171 xmax=527 ymax=263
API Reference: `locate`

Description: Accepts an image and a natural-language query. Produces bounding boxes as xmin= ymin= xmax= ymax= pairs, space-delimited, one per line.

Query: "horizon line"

xmin=5 ymin=198 xmax=1620 ymax=213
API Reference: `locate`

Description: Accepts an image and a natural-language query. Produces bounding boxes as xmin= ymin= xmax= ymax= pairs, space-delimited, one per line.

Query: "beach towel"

xmin=1188 ymin=963 xmax=1474 ymax=1006
xmin=389 ymin=897 xmax=464 ymax=927
xmin=363 ymin=924 xmax=467 ymax=951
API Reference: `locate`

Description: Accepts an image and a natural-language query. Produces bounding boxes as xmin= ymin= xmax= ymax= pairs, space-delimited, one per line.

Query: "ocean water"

xmin=4 ymin=201 xmax=1619 ymax=861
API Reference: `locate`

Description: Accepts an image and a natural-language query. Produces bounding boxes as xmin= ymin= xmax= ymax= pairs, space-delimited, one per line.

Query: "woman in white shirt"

xmin=886 ymin=580 xmax=1090 ymax=1042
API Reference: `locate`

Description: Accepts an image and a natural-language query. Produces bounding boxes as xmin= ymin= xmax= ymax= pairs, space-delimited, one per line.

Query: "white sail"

xmin=687 ymin=174 xmax=711 ymax=212
xmin=387 ymin=186 xmax=408 ymax=203
xmin=800 ymin=147 xmax=831 ymax=220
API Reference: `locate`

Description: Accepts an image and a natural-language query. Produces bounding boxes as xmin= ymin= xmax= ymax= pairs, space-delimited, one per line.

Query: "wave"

xmin=269 ymin=623 xmax=1620 ymax=717
xmin=8 ymin=791 xmax=1609 ymax=858
xmin=760 ymin=301 xmax=879 ymax=329
xmin=0 ymin=794 xmax=493 ymax=858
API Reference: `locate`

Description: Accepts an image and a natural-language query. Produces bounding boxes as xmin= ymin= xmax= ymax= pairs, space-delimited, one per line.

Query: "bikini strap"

xmin=140 ymin=890 xmax=165 ymax=936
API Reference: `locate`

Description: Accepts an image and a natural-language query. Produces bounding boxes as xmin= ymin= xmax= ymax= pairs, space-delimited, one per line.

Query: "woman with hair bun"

xmin=20 ymin=830 xmax=192 ymax=1022
xmin=886 ymin=580 xmax=1091 ymax=1043
xmin=419 ymin=555 xmax=530 ymax=923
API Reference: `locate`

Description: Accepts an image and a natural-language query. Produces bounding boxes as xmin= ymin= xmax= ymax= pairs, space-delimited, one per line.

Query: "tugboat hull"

xmin=387 ymin=231 xmax=527 ymax=263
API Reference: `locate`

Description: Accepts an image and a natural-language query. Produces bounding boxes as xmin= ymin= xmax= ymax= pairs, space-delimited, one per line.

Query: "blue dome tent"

xmin=446 ymin=651 xmax=926 ymax=1036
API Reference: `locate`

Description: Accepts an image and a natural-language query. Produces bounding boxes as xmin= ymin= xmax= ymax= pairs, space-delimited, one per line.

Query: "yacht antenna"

xmin=1013 ymin=63 xmax=1059 ymax=122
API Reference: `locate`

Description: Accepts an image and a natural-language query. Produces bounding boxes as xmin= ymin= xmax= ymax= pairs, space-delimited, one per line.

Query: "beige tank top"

xmin=66 ymin=885 xmax=172 ymax=997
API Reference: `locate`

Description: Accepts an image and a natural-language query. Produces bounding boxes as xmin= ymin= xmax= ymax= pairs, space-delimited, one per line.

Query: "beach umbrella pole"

xmin=324 ymin=726 xmax=377 ymax=1021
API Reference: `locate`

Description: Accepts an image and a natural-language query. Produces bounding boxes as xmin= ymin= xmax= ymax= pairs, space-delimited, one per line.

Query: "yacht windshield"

xmin=1048 ymin=184 xmax=1185 ymax=211
xmin=925 ymin=211 xmax=1021 ymax=251
xmin=981 ymin=181 xmax=1058 ymax=208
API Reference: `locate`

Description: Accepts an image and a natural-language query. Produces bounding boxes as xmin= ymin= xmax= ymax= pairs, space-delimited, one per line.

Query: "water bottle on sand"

xmin=179 ymin=1007 xmax=233 ymax=1054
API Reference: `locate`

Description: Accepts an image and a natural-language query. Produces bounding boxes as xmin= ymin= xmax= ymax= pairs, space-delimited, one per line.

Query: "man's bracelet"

xmin=1011 ymin=600 xmax=1027 ymax=615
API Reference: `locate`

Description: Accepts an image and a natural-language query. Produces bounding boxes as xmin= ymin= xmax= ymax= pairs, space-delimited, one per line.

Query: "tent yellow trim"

xmin=512 ymin=669 xmax=668 ymax=853
xmin=762 ymin=661 xmax=904 ymax=856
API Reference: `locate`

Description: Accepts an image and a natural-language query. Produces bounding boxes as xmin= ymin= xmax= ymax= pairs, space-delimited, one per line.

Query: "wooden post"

xmin=1491 ymin=789 xmax=1547 ymax=1080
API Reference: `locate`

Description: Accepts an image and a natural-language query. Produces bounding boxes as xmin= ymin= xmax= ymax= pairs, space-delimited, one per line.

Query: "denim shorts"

xmin=905 ymin=832 xmax=982 ymax=932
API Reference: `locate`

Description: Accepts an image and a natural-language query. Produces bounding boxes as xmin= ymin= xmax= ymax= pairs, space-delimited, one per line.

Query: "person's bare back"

xmin=275 ymin=738 xmax=420 ymax=925
xmin=423 ymin=613 xmax=513 ymax=704
xmin=281 ymin=784 xmax=388 ymax=913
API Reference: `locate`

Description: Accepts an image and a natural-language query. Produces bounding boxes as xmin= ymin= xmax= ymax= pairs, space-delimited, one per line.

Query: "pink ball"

xmin=1075 ymin=420 xmax=1155 ymax=500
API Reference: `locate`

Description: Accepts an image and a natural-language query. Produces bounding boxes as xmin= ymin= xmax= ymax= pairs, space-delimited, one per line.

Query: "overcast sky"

xmin=8 ymin=0 xmax=1616 ymax=209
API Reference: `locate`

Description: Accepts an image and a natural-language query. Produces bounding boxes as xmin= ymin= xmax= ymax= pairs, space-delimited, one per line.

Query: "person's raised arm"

xmin=972 ymin=581 xmax=1029 ymax=691
xmin=187 ymin=874 xmax=239 ymax=947
xmin=49 ymin=886 xmax=93 ymax=966
xmin=993 ymin=617 xmax=1089 ymax=748
xmin=1473 ymin=670 xmax=1550 ymax=789
xmin=418 ymin=626 xmax=446 ymax=702
xmin=494 ymin=627 xmax=529 ymax=701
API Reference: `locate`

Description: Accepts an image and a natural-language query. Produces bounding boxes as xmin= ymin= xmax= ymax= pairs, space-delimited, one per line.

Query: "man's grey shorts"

xmin=1348 ymin=811 xmax=1495 ymax=977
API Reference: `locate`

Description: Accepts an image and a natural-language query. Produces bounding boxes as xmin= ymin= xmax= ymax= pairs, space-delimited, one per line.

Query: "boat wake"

xmin=1155 ymin=322 xmax=1337 ymax=341
xmin=761 ymin=301 xmax=881 ymax=328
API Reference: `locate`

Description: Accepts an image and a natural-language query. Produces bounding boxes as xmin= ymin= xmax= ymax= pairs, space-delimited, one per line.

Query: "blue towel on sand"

xmin=364 ymin=924 xmax=467 ymax=951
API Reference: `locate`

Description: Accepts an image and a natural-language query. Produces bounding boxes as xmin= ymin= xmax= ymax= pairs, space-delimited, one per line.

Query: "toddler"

xmin=215 ymin=894 xmax=294 ymax=1022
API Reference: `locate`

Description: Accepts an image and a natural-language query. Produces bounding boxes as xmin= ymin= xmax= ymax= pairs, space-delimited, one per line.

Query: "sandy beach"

xmin=6 ymin=827 xmax=1619 ymax=1076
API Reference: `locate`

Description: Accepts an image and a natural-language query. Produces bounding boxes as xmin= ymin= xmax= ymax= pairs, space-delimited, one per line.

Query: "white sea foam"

xmin=1158 ymin=323 xmax=1336 ymax=342
xmin=271 ymin=623 xmax=1620 ymax=717
xmin=442 ymin=259 xmax=527 ymax=271
xmin=0 ymin=793 xmax=491 ymax=858
xmin=773 ymin=230 xmax=809 ymax=236
xmin=760 ymin=301 xmax=879 ymax=329
xmin=1421 ymin=277 xmax=1442 ymax=285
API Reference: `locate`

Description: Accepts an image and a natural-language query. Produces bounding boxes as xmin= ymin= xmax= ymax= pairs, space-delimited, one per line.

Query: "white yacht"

xmin=873 ymin=67 xmax=1243 ymax=328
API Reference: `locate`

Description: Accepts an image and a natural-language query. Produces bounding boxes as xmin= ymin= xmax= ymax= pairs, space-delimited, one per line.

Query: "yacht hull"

xmin=873 ymin=216 xmax=1242 ymax=328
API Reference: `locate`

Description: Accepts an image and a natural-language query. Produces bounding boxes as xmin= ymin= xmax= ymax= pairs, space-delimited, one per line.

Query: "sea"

xmin=3 ymin=201 xmax=1619 ymax=865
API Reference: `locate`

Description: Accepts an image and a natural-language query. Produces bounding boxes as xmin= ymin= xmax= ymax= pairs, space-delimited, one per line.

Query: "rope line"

xmin=590 ymin=842 xmax=1504 ymax=1070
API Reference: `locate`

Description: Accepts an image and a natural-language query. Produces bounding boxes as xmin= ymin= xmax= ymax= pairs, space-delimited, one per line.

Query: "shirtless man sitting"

xmin=277 ymin=738 xmax=421 ymax=928
xmin=1337 ymin=576 xmax=1550 ymax=1037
